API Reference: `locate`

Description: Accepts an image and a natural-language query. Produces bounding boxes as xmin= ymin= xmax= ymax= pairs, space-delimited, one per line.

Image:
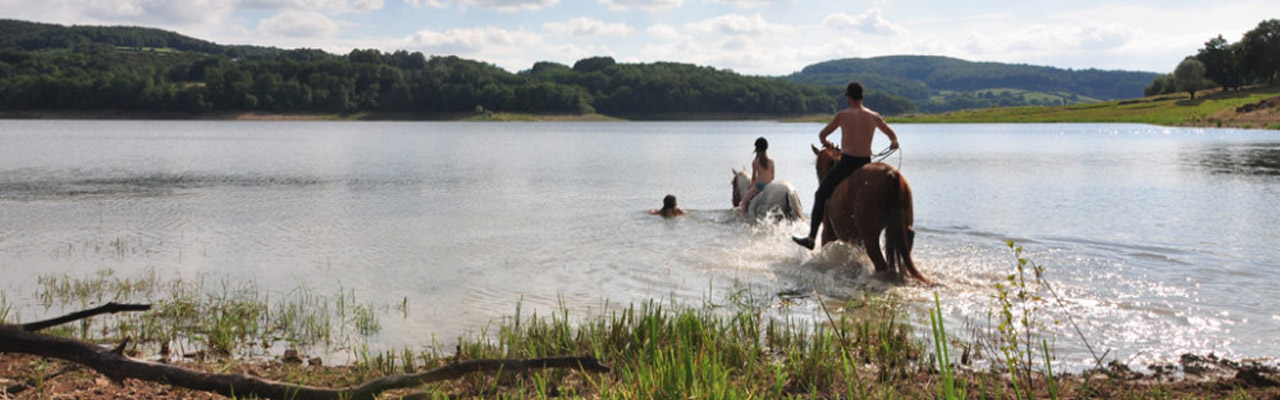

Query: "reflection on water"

xmin=1191 ymin=142 xmax=1280 ymax=176
xmin=1 ymin=120 xmax=1278 ymax=371
xmin=0 ymin=173 xmax=332 ymax=200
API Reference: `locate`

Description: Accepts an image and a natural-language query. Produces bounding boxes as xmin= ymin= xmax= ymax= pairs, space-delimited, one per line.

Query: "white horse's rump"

xmin=732 ymin=169 xmax=805 ymax=221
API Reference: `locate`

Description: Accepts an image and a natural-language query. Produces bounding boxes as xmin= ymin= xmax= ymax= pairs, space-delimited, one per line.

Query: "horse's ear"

xmin=811 ymin=144 xmax=820 ymax=155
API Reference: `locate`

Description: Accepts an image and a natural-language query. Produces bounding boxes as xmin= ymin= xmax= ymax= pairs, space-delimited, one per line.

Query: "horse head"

xmin=811 ymin=143 xmax=842 ymax=181
xmin=731 ymin=168 xmax=751 ymax=207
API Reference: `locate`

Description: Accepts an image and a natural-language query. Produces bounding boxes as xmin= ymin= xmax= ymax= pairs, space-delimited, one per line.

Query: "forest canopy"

xmin=0 ymin=19 xmax=864 ymax=116
xmin=1144 ymin=18 xmax=1280 ymax=97
xmin=1 ymin=18 xmax=1169 ymax=117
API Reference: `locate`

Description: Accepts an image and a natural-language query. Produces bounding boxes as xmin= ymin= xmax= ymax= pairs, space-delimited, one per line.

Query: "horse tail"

xmin=884 ymin=169 xmax=929 ymax=285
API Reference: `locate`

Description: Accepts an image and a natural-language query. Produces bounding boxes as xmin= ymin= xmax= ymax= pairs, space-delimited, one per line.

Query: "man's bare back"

xmin=793 ymin=81 xmax=900 ymax=250
xmin=819 ymin=105 xmax=898 ymax=157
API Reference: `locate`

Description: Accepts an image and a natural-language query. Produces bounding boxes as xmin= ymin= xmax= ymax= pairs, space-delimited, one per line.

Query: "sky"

xmin=2 ymin=0 xmax=1277 ymax=76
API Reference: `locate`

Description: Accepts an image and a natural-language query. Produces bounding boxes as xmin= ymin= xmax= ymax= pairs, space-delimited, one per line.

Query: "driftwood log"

xmin=0 ymin=302 xmax=610 ymax=400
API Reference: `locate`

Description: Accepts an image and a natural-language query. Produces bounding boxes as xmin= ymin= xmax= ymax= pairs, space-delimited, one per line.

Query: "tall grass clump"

xmin=30 ymin=270 xmax=391 ymax=360
xmin=0 ymin=292 xmax=12 ymax=324
xmin=931 ymin=292 xmax=962 ymax=400
xmin=987 ymin=240 xmax=1112 ymax=400
xmin=406 ymin=289 xmax=928 ymax=399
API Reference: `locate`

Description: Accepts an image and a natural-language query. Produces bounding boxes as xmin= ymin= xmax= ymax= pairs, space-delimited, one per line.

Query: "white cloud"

xmin=1077 ymin=22 xmax=1136 ymax=50
xmin=551 ymin=43 xmax=615 ymax=63
xmin=403 ymin=0 xmax=449 ymax=8
xmin=237 ymin=0 xmax=383 ymax=14
xmin=405 ymin=26 xmax=541 ymax=54
xmin=544 ymin=17 xmax=634 ymax=37
xmin=639 ymin=33 xmax=802 ymax=75
xmin=646 ymin=24 xmax=679 ymax=40
xmin=642 ymin=36 xmax=704 ymax=59
xmin=713 ymin=0 xmax=791 ymax=8
xmin=823 ymin=8 xmax=903 ymax=35
xmin=257 ymin=10 xmax=340 ymax=37
xmin=406 ymin=0 xmax=558 ymax=11
xmin=473 ymin=0 xmax=558 ymax=12
xmin=685 ymin=13 xmax=787 ymax=36
xmin=599 ymin=0 xmax=682 ymax=12
xmin=79 ymin=0 xmax=236 ymax=25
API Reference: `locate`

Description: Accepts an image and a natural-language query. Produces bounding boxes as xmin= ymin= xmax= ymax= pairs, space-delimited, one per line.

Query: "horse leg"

xmin=861 ymin=231 xmax=892 ymax=280
xmin=820 ymin=217 xmax=838 ymax=246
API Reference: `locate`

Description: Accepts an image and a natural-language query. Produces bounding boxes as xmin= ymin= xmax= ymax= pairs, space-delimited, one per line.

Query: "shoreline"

xmin=3 ymin=85 xmax=1278 ymax=128
xmin=0 ymin=110 xmax=805 ymax=122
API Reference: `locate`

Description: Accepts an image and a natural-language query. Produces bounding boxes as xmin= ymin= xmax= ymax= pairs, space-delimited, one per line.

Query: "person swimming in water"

xmin=738 ymin=137 xmax=775 ymax=213
xmin=650 ymin=194 xmax=686 ymax=218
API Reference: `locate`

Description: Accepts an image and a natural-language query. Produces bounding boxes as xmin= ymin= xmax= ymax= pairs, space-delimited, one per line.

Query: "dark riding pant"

xmin=807 ymin=156 xmax=871 ymax=239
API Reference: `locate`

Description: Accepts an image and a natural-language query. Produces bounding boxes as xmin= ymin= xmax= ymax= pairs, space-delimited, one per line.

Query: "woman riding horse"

xmin=731 ymin=169 xmax=804 ymax=221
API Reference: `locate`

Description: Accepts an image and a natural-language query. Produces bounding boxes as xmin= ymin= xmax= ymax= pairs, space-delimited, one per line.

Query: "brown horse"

xmin=811 ymin=144 xmax=929 ymax=284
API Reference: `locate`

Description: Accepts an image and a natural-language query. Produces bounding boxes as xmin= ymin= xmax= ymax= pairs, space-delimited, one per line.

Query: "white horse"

xmin=732 ymin=168 xmax=805 ymax=221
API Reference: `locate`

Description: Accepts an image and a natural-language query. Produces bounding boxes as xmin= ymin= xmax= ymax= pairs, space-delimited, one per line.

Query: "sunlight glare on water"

xmin=0 ymin=120 xmax=1277 ymax=369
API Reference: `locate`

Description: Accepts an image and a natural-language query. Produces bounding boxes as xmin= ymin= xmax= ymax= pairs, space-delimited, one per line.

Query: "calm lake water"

xmin=1 ymin=119 xmax=1277 ymax=369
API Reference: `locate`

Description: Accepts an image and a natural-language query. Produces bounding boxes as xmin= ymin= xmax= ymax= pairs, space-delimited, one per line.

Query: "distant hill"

xmin=1 ymin=19 xmax=223 ymax=52
xmin=0 ymin=19 xmax=1162 ymax=117
xmin=786 ymin=56 xmax=1160 ymax=113
xmin=0 ymin=19 xmax=846 ymax=117
xmin=0 ymin=18 xmax=317 ymax=60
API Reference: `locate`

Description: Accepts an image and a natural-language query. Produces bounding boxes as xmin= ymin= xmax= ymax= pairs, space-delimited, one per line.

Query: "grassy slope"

xmin=889 ymin=85 xmax=1280 ymax=129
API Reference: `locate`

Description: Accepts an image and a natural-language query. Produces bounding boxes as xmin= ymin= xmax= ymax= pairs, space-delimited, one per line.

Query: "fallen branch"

xmin=1 ymin=304 xmax=610 ymax=400
xmin=19 ymin=302 xmax=151 ymax=332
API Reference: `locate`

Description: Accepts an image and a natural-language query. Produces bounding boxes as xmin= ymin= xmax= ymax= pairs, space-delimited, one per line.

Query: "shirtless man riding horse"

xmin=792 ymin=82 xmax=900 ymax=250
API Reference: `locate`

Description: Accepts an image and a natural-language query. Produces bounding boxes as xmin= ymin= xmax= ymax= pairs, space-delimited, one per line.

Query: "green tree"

xmin=1173 ymin=57 xmax=1213 ymax=99
xmin=1196 ymin=35 xmax=1244 ymax=90
xmin=1146 ymin=73 xmax=1172 ymax=96
xmin=572 ymin=56 xmax=615 ymax=73
xmin=1241 ymin=18 xmax=1280 ymax=84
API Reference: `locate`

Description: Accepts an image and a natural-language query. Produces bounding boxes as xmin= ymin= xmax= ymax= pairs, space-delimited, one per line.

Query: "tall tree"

xmin=1196 ymin=35 xmax=1244 ymax=90
xmin=1173 ymin=57 xmax=1213 ymax=99
xmin=1241 ymin=19 xmax=1280 ymax=84
xmin=1143 ymin=74 xmax=1176 ymax=96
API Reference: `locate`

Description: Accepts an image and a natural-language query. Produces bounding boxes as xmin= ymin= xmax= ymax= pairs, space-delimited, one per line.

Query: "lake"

xmin=1 ymin=119 xmax=1277 ymax=370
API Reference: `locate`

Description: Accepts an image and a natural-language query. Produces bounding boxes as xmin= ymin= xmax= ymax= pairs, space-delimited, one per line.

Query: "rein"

xmin=872 ymin=145 xmax=902 ymax=169
xmin=817 ymin=144 xmax=904 ymax=180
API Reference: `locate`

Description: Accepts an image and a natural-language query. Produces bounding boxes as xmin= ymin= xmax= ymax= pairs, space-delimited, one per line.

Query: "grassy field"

xmin=889 ymin=85 xmax=1280 ymax=129
xmin=970 ymin=88 xmax=1104 ymax=104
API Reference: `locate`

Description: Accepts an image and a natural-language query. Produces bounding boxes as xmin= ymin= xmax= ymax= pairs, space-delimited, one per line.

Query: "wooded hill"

xmin=0 ymin=19 xmax=1156 ymax=118
xmin=0 ymin=19 xmax=849 ymax=117
xmin=785 ymin=56 xmax=1159 ymax=113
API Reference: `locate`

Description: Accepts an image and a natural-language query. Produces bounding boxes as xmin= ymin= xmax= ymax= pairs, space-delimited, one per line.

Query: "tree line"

xmin=787 ymin=55 xmax=1158 ymax=113
xmin=1145 ymin=19 xmax=1280 ymax=99
xmin=0 ymin=19 xmax=865 ymax=117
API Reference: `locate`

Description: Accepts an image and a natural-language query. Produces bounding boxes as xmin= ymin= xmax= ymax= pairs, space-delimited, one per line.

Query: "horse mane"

xmin=811 ymin=144 xmax=843 ymax=180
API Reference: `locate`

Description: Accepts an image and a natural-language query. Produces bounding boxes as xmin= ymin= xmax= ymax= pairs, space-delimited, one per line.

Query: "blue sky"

xmin=3 ymin=0 xmax=1276 ymax=75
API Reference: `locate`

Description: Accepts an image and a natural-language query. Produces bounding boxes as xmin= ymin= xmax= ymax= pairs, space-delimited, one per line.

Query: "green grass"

xmin=890 ymin=85 xmax=1280 ymax=128
xmin=12 ymin=243 xmax=1276 ymax=399
xmin=972 ymin=88 xmax=1103 ymax=104
xmin=30 ymin=270 xmax=388 ymax=360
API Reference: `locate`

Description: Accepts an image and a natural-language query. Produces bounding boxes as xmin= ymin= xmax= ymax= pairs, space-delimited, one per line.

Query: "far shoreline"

xmin=0 ymin=110 xmax=817 ymax=123
xmin=4 ymin=84 xmax=1278 ymax=130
